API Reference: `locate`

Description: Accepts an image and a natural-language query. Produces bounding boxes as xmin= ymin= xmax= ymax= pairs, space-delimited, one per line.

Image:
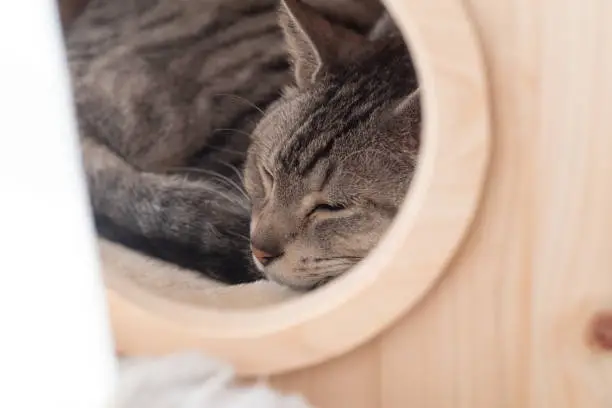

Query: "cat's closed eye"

xmin=260 ymin=166 xmax=274 ymax=190
xmin=307 ymin=203 xmax=347 ymax=217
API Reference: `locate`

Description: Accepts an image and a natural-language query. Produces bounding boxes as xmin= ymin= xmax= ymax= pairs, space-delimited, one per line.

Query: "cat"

xmin=65 ymin=0 xmax=384 ymax=285
xmin=244 ymin=0 xmax=421 ymax=290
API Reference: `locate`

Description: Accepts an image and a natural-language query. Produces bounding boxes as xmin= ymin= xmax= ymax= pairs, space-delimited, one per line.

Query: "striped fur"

xmin=67 ymin=0 xmax=384 ymax=284
xmin=244 ymin=0 xmax=420 ymax=290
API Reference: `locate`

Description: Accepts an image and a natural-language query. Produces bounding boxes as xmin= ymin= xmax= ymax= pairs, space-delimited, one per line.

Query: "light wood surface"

xmin=106 ymin=0 xmax=489 ymax=375
xmin=100 ymin=0 xmax=612 ymax=405
xmin=270 ymin=0 xmax=612 ymax=406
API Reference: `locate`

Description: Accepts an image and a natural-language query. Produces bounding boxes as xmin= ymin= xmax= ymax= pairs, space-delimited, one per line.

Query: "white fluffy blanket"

xmin=99 ymin=238 xmax=299 ymax=309
xmin=101 ymin=242 xmax=308 ymax=406
xmin=114 ymin=353 xmax=311 ymax=408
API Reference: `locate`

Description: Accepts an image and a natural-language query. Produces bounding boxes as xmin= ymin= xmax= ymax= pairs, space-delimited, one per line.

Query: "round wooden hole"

xmin=104 ymin=0 xmax=491 ymax=376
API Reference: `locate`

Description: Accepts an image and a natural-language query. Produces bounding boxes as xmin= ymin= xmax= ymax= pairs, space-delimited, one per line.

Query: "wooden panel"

xmin=91 ymin=0 xmax=612 ymax=404
xmin=272 ymin=341 xmax=382 ymax=408
xmin=531 ymin=0 xmax=612 ymax=406
xmin=271 ymin=0 xmax=612 ymax=406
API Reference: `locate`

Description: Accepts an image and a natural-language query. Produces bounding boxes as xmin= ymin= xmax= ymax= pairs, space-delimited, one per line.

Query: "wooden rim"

xmin=106 ymin=0 xmax=490 ymax=376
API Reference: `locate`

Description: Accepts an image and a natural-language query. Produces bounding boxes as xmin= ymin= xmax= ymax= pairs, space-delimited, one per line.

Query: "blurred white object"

xmin=115 ymin=353 xmax=311 ymax=408
xmin=0 ymin=1 xmax=116 ymax=407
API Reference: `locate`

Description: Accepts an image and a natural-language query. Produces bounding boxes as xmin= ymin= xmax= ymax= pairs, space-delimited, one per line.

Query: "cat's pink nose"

xmin=251 ymin=245 xmax=280 ymax=266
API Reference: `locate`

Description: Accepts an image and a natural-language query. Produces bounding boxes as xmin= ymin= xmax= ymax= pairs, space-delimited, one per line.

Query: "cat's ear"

xmin=394 ymin=89 xmax=421 ymax=119
xmin=279 ymin=0 xmax=366 ymax=88
xmin=368 ymin=12 xmax=400 ymax=41
xmin=392 ymin=89 xmax=422 ymax=137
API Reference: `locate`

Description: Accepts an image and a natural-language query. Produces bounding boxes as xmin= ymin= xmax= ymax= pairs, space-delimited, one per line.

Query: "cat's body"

xmin=68 ymin=0 xmax=419 ymax=289
xmin=68 ymin=0 xmax=290 ymax=282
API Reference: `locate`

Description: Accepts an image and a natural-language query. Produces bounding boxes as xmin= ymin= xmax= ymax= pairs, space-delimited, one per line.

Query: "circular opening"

xmin=81 ymin=0 xmax=491 ymax=375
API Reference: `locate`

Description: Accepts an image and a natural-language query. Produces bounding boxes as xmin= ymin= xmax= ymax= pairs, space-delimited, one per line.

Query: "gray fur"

xmin=67 ymin=0 xmax=386 ymax=284
xmin=68 ymin=0 xmax=291 ymax=283
xmin=244 ymin=0 xmax=420 ymax=290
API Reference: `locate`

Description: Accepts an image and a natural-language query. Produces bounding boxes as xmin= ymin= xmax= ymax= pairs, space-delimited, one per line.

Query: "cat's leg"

xmin=82 ymin=137 xmax=259 ymax=284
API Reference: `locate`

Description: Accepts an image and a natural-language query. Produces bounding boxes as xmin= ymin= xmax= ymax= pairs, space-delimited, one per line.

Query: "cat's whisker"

xmin=169 ymin=171 xmax=250 ymax=213
xmin=214 ymin=183 xmax=250 ymax=207
xmin=212 ymin=127 xmax=253 ymax=139
xmin=225 ymin=230 xmax=250 ymax=243
xmin=168 ymin=166 xmax=250 ymax=202
xmin=201 ymin=144 xmax=247 ymax=157
xmin=191 ymin=176 xmax=250 ymax=212
xmin=214 ymin=93 xmax=266 ymax=116
xmin=214 ymin=189 xmax=251 ymax=212
xmin=302 ymin=259 xmax=358 ymax=274
xmin=315 ymin=255 xmax=362 ymax=262
xmin=211 ymin=159 xmax=246 ymax=185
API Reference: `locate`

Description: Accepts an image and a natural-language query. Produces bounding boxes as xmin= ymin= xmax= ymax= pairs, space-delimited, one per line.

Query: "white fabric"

xmin=100 ymin=239 xmax=299 ymax=309
xmin=113 ymin=353 xmax=311 ymax=408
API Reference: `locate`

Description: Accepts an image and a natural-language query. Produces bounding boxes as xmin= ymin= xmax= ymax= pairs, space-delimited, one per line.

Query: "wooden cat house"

xmin=17 ymin=0 xmax=612 ymax=406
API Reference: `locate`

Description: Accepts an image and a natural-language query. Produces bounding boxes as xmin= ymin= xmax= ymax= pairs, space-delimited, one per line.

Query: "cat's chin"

xmin=264 ymin=275 xmax=318 ymax=293
xmin=251 ymin=251 xmax=354 ymax=291
xmin=255 ymin=264 xmax=314 ymax=292
xmin=260 ymin=266 xmax=344 ymax=292
xmin=252 ymin=255 xmax=308 ymax=291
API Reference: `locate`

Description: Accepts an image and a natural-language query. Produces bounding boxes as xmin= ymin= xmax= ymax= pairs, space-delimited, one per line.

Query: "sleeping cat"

xmin=245 ymin=0 xmax=420 ymax=289
xmin=67 ymin=0 xmax=419 ymax=290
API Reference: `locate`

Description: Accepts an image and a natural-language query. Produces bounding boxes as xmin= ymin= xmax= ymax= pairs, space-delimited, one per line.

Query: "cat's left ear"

xmin=394 ymin=89 xmax=421 ymax=119
xmin=392 ymin=89 xmax=422 ymax=136
xmin=368 ymin=12 xmax=400 ymax=41
xmin=279 ymin=0 xmax=367 ymax=88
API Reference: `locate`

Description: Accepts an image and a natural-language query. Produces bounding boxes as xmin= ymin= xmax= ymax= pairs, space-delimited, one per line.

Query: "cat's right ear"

xmin=394 ymin=89 xmax=421 ymax=118
xmin=368 ymin=12 xmax=400 ymax=41
xmin=279 ymin=0 xmax=365 ymax=88
xmin=392 ymin=89 xmax=422 ymax=136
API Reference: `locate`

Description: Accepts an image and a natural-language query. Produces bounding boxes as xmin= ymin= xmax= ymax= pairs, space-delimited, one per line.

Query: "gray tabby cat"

xmin=67 ymin=0 xmax=419 ymax=290
xmin=245 ymin=0 xmax=420 ymax=289
xmin=67 ymin=0 xmax=382 ymax=284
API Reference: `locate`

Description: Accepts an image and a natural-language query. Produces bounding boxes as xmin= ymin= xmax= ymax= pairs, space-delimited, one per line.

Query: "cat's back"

xmin=66 ymin=0 xmax=283 ymax=75
xmin=66 ymin=0 xmax=289 ymax=170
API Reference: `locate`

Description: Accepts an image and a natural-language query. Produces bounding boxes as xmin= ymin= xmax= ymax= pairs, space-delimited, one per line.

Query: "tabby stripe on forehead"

xmin=283 ymin=43 xmax=418 ymax=174
xmin=298 ymin=138 xmax=336 ymax=175
xmin=278 ymin=108 xmax=322 ymax=170
xmin=281 ymin=82 xmax=384 ymax=173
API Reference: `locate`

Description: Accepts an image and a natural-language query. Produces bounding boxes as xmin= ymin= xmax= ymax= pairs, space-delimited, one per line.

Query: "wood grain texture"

xmin=101 ymin=0 xmax=612 ymax=404
xmin=271 ymin=0 xmax=612 ymax=406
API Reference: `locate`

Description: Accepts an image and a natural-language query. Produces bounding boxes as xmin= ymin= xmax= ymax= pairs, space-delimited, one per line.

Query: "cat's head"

xmin=244 ymin=0 xmax=421 ymax=290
